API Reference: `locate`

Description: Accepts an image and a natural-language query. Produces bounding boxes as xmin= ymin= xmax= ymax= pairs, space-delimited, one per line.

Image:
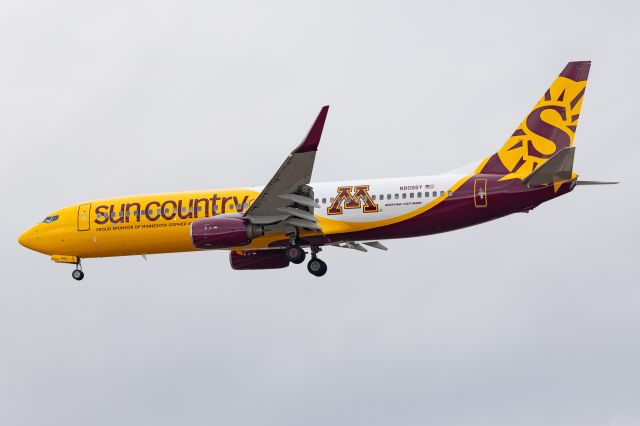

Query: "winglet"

xmin=292 ymin=105 xmax=329 ymax=154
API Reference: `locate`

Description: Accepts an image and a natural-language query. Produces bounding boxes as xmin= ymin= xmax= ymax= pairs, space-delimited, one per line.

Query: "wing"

xmin=243 ymin=106 xmax=329 ymax=233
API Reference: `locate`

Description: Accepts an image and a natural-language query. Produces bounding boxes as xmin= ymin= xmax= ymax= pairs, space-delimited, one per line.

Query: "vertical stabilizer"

xmin=478 ymin=61 xmax=590 ymax=180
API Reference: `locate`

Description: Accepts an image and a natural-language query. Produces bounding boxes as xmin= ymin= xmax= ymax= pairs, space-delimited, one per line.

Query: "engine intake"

xmin=191 ymin=217 xmax=261 ymax=250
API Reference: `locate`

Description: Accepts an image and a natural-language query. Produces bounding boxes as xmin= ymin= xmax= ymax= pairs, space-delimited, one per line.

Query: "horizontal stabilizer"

xmin=522 ymin=147 xmax=575 ymax=187
xmin=575 ymin=180 xmax=619 ymax=185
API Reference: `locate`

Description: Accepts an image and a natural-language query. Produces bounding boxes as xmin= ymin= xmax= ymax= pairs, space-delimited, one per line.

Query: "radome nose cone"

xmin=18 ymin=230 xmax=36 ymax=251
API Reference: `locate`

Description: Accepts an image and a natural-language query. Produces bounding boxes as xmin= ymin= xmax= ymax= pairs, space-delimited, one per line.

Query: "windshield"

xmin=42 ymin=215 xmax=59 ymax=224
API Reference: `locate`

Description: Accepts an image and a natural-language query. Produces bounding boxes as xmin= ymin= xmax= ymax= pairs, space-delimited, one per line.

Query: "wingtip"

xmin=292 ymin=106 xmax=330 ymax=154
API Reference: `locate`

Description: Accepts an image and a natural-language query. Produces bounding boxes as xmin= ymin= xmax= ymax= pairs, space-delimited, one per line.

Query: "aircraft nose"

xmin=18 ymin=228 xmax=40 ymax=252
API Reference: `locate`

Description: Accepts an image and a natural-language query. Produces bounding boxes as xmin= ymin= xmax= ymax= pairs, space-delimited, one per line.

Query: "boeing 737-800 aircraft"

xmin=19 ymin=61 xmax=615 ymax=279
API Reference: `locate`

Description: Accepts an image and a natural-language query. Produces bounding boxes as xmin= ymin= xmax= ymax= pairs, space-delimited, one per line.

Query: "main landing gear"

xmin=285 ymin=244 xmax=328 ymax=277
xmin=72 ymin=262 xmax=84 ymax=281
xmin=285 ymin=245 xmax=306 ymax=264
xmin=307 ymin=256 xmax=327 ymax=277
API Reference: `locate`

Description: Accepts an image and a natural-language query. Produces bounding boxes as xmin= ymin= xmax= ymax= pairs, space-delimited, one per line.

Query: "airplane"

xmin=19 ymin=61 xmax=616 ymax=280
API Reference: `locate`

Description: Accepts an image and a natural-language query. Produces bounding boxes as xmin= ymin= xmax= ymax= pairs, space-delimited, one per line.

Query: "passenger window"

xmin=213 ymin=205 xmax=219 ymax=212
xmin=372 ymin=195 xmax=376 ymax=200
xmin=330 ymin=198 xmax=335 ymax=203
xmin=402 ymin=193 xmax=407 ymax=199
xmin=322 ymin=198 xmax=326 ymax=204
xmin=119 ymin=212 xmax=124 ymax=217
xmin=448 ymin=191 xmax=453 ymax=197
xmin=440 ymin=191 xmax=445 ymax=197
xmin=315 ymin=198 xmax=319 ymax=204
xmin=432 ymin=191 xmax=437 ymax=197
xmin=395 ymin=194 xmax=399 ymax=199
xmin=229 ymin=204 xmax=234 ymax=210
xmin=197 ymin=206 xmax=202 ymax=212
xmin=409 ymin=193 xmax=414 ymax=198
xmin=417 ymin=192 xmax=422 ymax=198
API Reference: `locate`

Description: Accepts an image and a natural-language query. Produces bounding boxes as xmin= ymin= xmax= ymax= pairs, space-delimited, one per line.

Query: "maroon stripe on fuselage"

xmin=268 ymin=175 xmax=575 ymax=248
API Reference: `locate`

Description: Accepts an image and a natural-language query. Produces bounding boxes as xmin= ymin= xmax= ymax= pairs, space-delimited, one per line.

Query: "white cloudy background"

xmin=1 ymin=1 xmax=638 ymax=425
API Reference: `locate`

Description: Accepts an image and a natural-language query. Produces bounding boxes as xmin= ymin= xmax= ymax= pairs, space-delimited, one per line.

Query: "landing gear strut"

xmin=72 ymin=262 xmax=84 ymax=281
xmin=307 ymin=247 xmax=327 ymax=277
xmin=285 ymin=245 xmax=306 ymax=264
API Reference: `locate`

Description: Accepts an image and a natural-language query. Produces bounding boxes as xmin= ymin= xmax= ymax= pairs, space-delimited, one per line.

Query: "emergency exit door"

xmin=474 ymin=179 xmax=488 ymax=208
xmin=77 ymin=204 xmax=91 ymax=231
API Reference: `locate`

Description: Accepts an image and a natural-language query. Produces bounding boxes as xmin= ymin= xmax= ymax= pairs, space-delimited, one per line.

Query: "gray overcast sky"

xmin=1 ymin=1 xmax=639 ymax=425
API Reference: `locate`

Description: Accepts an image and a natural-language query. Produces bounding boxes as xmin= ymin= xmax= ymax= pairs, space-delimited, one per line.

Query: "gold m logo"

xmin=327 ymin=185 xmax=378 ymax=215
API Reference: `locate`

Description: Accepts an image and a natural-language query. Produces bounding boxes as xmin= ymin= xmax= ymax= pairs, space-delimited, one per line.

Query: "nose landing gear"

xmin=72 ymin=262 xmax=84 ymax=281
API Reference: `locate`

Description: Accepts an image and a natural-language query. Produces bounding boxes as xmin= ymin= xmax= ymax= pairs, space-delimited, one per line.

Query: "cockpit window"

xmin=42 ymin=215 xmax=59 ymax=224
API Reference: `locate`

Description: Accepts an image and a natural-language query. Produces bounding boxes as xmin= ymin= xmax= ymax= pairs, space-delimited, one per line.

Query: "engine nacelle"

xmin=230 ymin=250 xmax=290 ymax=270
xmin=191 ymin=217 xmax=259 ymax=250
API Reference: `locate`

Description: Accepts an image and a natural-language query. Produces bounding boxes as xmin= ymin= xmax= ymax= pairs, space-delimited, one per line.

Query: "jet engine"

xmin=191 ymin=217 xmax=263 ymax=250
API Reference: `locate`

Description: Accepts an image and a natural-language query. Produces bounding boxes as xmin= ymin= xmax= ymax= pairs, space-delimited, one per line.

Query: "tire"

xmin=72 ymin=270 xmax=84 ymax=281
xmin=285 ymin=245 xmax=306 ymax=264
xmin=307 ymin=258 xmax=327 ymax=277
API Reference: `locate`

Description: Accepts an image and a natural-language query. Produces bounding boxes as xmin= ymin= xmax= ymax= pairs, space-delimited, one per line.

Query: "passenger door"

xmin=77 ymin=204 xmax=91 ymax=231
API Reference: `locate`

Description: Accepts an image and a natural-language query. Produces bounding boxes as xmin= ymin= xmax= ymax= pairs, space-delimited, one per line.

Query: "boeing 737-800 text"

xmin=19 ymin=61 xmax=616 ymax=279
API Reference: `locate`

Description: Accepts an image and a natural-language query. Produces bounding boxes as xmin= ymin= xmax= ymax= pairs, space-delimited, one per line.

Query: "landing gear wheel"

xmin=285 ymin=245 xmax=306 ymax=264
xmin=72 ymin=269 xmax=84 ymax=281
xmin=307 ymin=258 xmax=327 ymax=277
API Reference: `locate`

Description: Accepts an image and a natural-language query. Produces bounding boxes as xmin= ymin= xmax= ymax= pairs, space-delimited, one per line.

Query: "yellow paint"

xmin=18 ymin=189 xmax=261 ymax=258
xmin=18 ymin=176 xmax=475 ymax=259
xmin=494 ymin=75 xmax=587 ymax=181
xmin=19 ymin=64 xmax=590 ymax=263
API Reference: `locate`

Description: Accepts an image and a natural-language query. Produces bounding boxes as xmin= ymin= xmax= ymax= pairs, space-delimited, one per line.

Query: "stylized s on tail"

xmin=478 ymin=61 xmax=591 ymax=180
